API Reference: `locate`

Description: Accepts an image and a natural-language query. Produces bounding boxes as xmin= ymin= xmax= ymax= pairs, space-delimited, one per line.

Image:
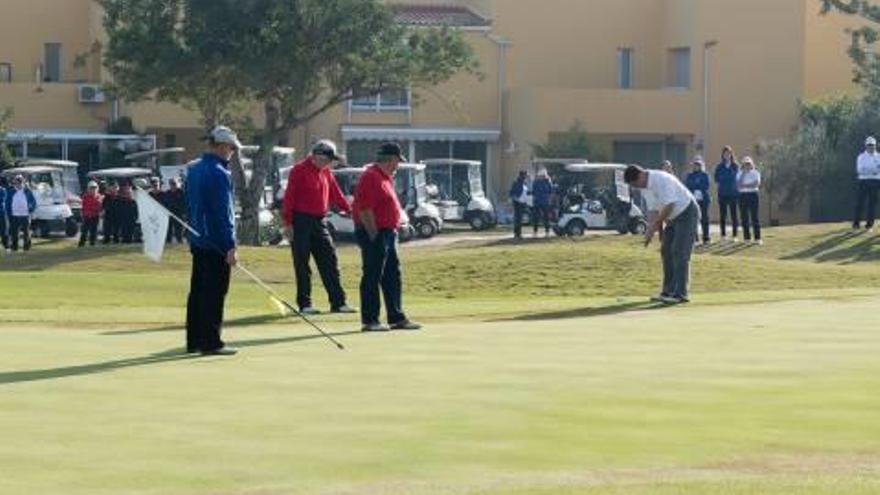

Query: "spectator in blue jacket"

xmin=531 ymin=168 xmax=554 ymax=237
xmin=714 ymin=145 xmax=740 ymax=242
xmin=0 ymin=176 xmax=8 ymax=250
xmin=509 ymin=170 xmax=529 ymax=239
xmin=185 ymin=126 xmax=241 ymax=357
xmin=6 ymin=174 xmax=37 ymax=252
xmin=685 ymin=156 xmax=711 ymax=244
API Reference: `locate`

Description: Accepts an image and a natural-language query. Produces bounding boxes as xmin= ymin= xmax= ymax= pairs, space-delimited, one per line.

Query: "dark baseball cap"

xmin=377 ymin=142 xmax=407 ymax=162
xmin=312 ymin=140 xmax=340 ymax=161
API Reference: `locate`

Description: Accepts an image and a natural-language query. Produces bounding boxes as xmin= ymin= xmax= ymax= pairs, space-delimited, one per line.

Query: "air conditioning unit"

xmin=78 ymin=84 xmax=106 ymax=104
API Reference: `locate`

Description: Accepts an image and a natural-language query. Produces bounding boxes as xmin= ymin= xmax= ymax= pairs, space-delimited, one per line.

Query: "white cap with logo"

xmin=208 ymin=125 xmax=243 ymax=149
xmin=866 ymin=136 xmax=877 ymax=146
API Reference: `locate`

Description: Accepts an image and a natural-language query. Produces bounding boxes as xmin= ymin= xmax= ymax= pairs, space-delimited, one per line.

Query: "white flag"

xmin=134 ymin=189 xmax=170 ymax=262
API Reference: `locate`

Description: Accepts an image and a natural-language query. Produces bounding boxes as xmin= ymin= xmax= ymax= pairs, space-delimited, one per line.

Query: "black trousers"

xmin=738 ymin=192 xmax=761 ymax=241
xmin=186 ymin=247 xmax=231 ymax=352
xmin=356 ymin=228 xmax=406 ymax=325
xmin=0 ymin=214 xmax=7 ymax=249
xmin=120 ymin=219 xmax=135 ymax=244
xmin=513 ymin=201 xmax=527 ymax=238
xmin=291 ymin=212 xmax=347 ymax=310
xmin=103 ymin=216 xmax=118 ymax=244
xmin=697 ymin=201 xmax=711 ymax=242
xmin=718 ymin=195 xmax=739 ymax=238
xmin=532 ymin=205 xmax=551 ymax=234
xmin=853 ymin=180 xmax=879 ymax=228
xmin=166 ymin=219 xmax=185 ymax=243
xmin=79 ymin=218 xmax=99 ymax=246
xmin=9 ymin=216 xmax=31 ymax=251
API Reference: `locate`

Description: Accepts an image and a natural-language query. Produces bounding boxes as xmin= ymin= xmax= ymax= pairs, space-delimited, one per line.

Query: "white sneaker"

xmin=361 ymin=323 xmax=390 ymax=332
xmin=732 ymin=237 xmax=740 ymax=243
xmin=756 ymin=239 xmax=764 ymax=246
xmin=299 ymin=306 xmax=321 ymax=316
xmin=721 ymin=235 xmax=728 ymax=243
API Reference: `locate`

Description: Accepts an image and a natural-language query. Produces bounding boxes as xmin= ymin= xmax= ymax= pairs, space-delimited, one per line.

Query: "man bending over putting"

xmin=624 ymin=164 xmax=699 ymax=305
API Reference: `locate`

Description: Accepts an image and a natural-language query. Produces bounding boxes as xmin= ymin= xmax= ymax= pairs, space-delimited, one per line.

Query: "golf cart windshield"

xmin=395 ymin=165 xmax=427 ymax=208
xmin=423 ymin=159 xmax=484 ymax=206
xmin=560 ymin=163 xmax=631 ymax=202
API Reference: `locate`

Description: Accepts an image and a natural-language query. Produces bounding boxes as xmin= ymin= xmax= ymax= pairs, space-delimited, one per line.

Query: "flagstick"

xmin=145 ymin=192 xmax=345 ymax=350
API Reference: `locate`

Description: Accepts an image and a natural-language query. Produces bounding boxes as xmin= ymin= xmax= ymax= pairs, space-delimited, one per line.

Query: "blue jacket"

xmin=509 ymin=178 xmax=527 ymax=202
xmin=685 ymin=171 xmax=711 ymax=204
xmin=714 ymin=161 xmax=740 ymax=198
xmin=532 ymin=177 xmax=554 ymax=207
xmin=186 ymin=153 xmax=236 ymax=253
xmin=0 ymin=187 xmax=5 ymax=215
xmin=5 ymin=187 xmax=37 ymax=217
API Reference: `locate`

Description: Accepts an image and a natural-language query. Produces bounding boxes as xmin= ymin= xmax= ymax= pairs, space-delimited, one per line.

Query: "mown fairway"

xmin=1 ymin=224 xmax=879 ymax=494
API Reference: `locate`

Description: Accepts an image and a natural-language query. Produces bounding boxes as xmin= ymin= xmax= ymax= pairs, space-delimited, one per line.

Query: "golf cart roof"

xmin=333 ymin=166 xmax=366 ymax=175
xmin=398 ymin=163 xmax=425 ymax=171
xmin=87 ymin=167 xmax=154 ymax=179
xmin=533 ymin=158 xmax=590 ymax=166
xmin=240 ymin=145 xmax=296 ymax=154
xmin=564 ymin=163 xmax=628 ymax=173
xmin=421 ymin=158 xmax=482 ymax=167
xmin=15 ymin=159 xmax=79 ymax=168
xmin=2 ymin=166 xmax=64 ymax=176
xmin=124 ymin=147 xmax=186 ymax=161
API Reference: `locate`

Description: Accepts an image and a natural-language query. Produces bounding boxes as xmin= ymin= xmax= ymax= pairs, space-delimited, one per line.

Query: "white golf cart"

xmin=395 ymin=163 xmax=443 ymax=239
xmin=422 ymin=158 xmax=496 ymax=231
xmin=2 ymin=162 xmax=81 ymax=237
xmin=125 ymin=147 xmax=189 ymax=187
xmin=327 ymin=167 xmax=415 ymax=243
xmin=554 ymin=162 xmax=647 ymax=237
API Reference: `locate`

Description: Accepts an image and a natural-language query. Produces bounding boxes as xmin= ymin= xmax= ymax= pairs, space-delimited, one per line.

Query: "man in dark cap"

xmin=352 ymin=142 xmax=421 ymax=332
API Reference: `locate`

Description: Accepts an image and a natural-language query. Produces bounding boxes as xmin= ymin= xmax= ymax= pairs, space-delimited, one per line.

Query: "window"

xmin=344 ymin=140 xmax=410 ymax=167
xmin=0 ymin=63 xmax=11 ymax=83
xmin=351 ymin=88 xmax=411 ymax=112
xmin=613 ymin=141 xmax=686 ymax=167
xmin=618 ymin=48 xmax=633 ymax=89
xmin=44 ymin=43 xmax=62 ymax=82
xmin=668 ymin=47 xmax=691 ymax=89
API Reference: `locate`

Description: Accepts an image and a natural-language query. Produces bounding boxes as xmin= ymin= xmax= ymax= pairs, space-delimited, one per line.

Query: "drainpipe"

xmin=701 ymin=40 xmax=719 ymax=153
xmin=487 ymin=33 xmax=511 ymax=202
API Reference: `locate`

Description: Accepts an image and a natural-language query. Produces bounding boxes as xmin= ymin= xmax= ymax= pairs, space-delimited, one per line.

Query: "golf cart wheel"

xmin=416 ymin=218 xmax=438 ymax=239
xmin=38 ymin=221 xmax=51 ymax=238
xmin=399 ymin=225 xmax=415 ymax=243
xmin=468 ymin=212 xmax=491 ymax=231
xmin=566 ymin=220 xmax=587 ymax=237
xmin=65 ymin=218 xmax=79 ymax=238
xmin=630 ymin=219 xmax=648 ymax=235
xmin=616 ymin=223 xmax=629 ymax=235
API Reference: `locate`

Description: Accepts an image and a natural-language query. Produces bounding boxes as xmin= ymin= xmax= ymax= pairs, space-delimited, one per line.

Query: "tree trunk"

xmin=236 ymin=102 xmax=282 ymax=246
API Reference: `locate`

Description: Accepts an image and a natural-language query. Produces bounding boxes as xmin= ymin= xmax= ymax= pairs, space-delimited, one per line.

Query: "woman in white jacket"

xmin=737 ymin=156 xmax=762 ymax=245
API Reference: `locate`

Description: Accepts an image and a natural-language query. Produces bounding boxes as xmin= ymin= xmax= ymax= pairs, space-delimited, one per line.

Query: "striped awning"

xmin=341 ymin=126 xmax=500 ymax=143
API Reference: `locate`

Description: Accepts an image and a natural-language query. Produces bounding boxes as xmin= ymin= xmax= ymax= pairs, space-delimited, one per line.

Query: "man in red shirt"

xmin=79 ymin=181 xmax=103 ymax=247
xmin=353 ymin=142 xmax=421 ymax=332
xmin=282 ymin=140 xmax=355 ymax=315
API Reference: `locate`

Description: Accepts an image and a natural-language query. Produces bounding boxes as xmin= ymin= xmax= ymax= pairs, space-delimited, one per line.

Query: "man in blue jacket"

xmin=0 ymin=176 xmax=8 ymax=250
xmin=531 ymin=169 xmax=554 ymax=237
xmin=685 ymin=156 xmax=711 ymax=244
xmin=714 ymin=146 xmax=740 ymax=241
xmin=185 ymin=126 xmax=241 ymax=356
xmin=509 ymin=170 xmax=529 ymax=239
xmin=6 ymin=174 xmax=37 ymax=252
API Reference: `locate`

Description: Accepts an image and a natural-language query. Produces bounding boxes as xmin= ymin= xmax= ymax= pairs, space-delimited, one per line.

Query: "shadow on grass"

xmin=100 ymin=314 xmax=289 ymax=336
xmin=0 ymin=241 xmax=142 ymax=272
xmin=0 ymin=330 xmax=361 ymax=386
xmin=487 ymin=300 xmax=665 ymax=322
xmin=781 ymin=229 xmax=865 ymax=261
xmin=818 ymin=234 xmax=880 ymax=264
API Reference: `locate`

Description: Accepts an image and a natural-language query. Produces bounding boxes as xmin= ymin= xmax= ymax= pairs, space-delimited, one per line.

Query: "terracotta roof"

xmin=392 ymin=4 xmax=491 ymax=28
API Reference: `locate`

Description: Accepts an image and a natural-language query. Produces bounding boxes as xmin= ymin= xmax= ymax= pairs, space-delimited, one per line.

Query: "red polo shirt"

xmin=353 ymin=164 xmax=401 ymax=230
xmin=282 ymin=156 xmax=351 ymax=226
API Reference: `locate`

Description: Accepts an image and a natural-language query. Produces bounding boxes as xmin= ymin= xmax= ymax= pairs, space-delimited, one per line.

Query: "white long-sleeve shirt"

xmin=737 ymin=169 xmax=761 ymax=193
xmin=857 ymin=151 xmax=880 ymax=180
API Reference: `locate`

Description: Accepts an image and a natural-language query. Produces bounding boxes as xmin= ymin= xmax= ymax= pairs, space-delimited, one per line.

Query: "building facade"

xmin=0 ymin=0 xmax=861 ymax=221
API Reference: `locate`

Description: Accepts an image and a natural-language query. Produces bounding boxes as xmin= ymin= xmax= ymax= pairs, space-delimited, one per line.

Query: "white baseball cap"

xmin=208 ymin=125 xmax=243 ymax=149
xmin=311 ymin=139 xmax=341 ymax=161
xmin=867 ymin=136 xmax=877 ymax=146
xmin=692 ymin=155 xmax=705 ymax=165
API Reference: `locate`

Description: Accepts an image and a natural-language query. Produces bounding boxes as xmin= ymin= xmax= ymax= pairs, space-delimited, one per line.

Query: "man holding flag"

xmin=184 ymin=126 xmax=241 ymax=356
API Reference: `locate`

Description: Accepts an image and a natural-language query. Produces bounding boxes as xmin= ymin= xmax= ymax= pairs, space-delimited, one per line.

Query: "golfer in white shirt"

xmin=737 ymin=156 xmax=763 ymax=244
xmin=624 ymin=165 xmax=699 ymax=304
xmin=854 ymin=136 xmax=880 ymax=231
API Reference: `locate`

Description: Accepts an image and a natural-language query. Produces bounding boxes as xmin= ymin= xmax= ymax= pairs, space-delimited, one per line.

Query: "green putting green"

xmin=1 ymin=224 xmax=879 ymax=494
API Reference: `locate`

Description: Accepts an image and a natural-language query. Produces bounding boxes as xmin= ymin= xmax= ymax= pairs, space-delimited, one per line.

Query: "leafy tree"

xmin=100 ymin=0 xmax=478 ymax=244
xmin=0 ymin=107 xmax=14 ymax=168
xmin=532 ymin=121 xmax=609 ymax=161
xmin=820 ymin=0 xmax=880 ymax=98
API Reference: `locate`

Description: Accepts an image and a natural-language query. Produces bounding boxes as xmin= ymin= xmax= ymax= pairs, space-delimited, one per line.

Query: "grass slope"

xmin=0 ymin=223 xmax=878 ymax=494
